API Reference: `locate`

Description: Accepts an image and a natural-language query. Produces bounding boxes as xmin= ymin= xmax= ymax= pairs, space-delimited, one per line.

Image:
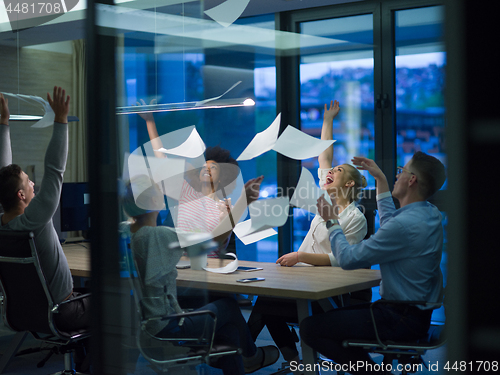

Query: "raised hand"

xmin=0 ymin=93 xmax=9 ymax=125
xmin=351 ymin=156 xmax=385 ymax=180
xmin=136 ymin=99 xmax=156 ymax=122
xmin=47 ymin=86 xmax=70 ymax=124
xmin=244 ymin=176 xmax=264 ymax=205
xmin=323 ymin=99 xmax=340 ymax=123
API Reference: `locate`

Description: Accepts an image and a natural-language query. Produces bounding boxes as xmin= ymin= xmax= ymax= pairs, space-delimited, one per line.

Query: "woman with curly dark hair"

xmin=137 ymin=109 xmax=241 ymax=254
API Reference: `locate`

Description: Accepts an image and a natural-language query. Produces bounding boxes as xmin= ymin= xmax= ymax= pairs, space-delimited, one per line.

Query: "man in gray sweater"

xmin=0 ymin=88 xmax=90 ymax=335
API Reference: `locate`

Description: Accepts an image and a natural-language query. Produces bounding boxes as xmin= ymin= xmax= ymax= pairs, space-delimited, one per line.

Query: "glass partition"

xmin=113 ymin=2 xmax=281 ymax=372
xmin=1 ymin=1 xmax=448 ymax=372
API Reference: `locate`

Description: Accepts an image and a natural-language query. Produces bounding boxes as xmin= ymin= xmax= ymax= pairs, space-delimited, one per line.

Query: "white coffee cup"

xmin=190 ymin=254 xmax=207 ymax=270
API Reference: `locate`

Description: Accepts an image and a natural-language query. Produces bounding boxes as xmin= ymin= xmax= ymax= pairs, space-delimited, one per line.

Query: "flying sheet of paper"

xmin=196 ymin=81 xmax=241 ymax=106
xmin=204 ymin=252 xmax=239 ymax=274
xmin=147 ymin=156 xmax=185 ymax=185
xmin=236 ymin=113 xmax=281 ymax=161
xmin=290 ymin=167 xmax=332 ymax=216
xmin=273 ymin=126 xmax=335 ymax=160
xmin=234 ymin=197 xmax=289 ymax=238
xmin=155 ymin=127 xmax=206 ymax=158
xmin=1 ymin=92 xmax=55 ymax=128
xmin=126 ymin=149 xmax=186 ymax=203
xmin=236 ymin=115 xmax=335 ymax=161
xmin=233 ymin=223 xmax=277 ymax=245
xmin=204 ymin=0 xmax=251 ymax=28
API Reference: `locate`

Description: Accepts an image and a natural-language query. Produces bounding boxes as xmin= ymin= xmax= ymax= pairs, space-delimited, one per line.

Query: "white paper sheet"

xmin=273 ymin=126 xmax=335 ymax=160
xmin=234 ymin=197 xmax=289 ymax=238
xmin=236 ymin=115 xmax=335 ymax=162
xmin=1 ymin=92 xmax=55 ymax=128
xmin=204 ymin=252 xmax=239 ymax=274
xmin=127 ymin=150 xmax=187 ymax=202
xmin=233 ymin=222 xmax=277 ymax=245
xmin=289 ymin=167 xmax=332 ymax=216
xmin=204 ymin=0 xmax=251 ymax=28
xmin=236 ymin=113 xmax=281 ymax=161
xmin=155 ymin=128 xmax=206 ymax=158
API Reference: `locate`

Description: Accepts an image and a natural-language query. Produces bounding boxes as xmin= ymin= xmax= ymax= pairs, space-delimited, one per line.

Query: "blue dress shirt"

xmin=328 ymin=192 xmax=444 ymax=308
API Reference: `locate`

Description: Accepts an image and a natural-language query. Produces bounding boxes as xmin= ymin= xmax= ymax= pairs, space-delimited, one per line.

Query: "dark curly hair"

xmin=187 ymin=146 xmax=240 ymax=197
xmin=0 ymin=164 xmax=23 ymax=212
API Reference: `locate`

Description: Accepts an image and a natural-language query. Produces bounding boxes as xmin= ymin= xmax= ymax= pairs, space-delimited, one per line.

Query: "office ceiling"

xmin=0 ymin=0 xmax=362 ymax=48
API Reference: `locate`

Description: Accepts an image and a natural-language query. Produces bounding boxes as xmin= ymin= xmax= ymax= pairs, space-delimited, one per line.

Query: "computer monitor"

xmin=60 ymin=182 xmax=90 ymax=234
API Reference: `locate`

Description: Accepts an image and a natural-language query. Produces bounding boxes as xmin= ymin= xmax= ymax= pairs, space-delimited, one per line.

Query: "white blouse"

xmin=296 ymin=168 xmax=367 ymax=266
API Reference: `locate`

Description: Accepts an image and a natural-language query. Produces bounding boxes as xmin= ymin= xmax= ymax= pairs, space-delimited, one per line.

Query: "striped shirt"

xmin=176 ymin=180 xmax=220 ymax=235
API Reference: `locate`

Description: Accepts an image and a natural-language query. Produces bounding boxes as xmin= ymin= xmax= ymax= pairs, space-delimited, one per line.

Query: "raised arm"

xmin=318 ymin=100 xmax=340 ymax=169
xmin=0 ymin=94 xmax=12 ymax=167
xmin=22 ymin=87 xmax=70 ymax=225
xmin=137 ymin=99 xmax=164 ymax=159
xmin=351 ymin=156 xmax=389 ymax=196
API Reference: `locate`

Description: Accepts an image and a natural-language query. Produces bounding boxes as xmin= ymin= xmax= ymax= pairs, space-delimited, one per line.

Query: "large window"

xmin=295 ymin=13 xmax=375 ymax=251
xmin=395 ymin=6 xmax=446 ymax=172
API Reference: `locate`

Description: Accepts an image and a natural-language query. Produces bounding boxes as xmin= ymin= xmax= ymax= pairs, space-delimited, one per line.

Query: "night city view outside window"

xmin=395 ymin=6 xmax=447 ymax=321
xmin=295 ymin=14 xmax=375 ymax=251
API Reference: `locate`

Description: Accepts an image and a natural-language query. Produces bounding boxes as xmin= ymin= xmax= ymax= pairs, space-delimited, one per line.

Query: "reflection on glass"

xmin=296 ymin=14 xmax=375 ymax=251
xmin=395 ymin=6 xmax=446 ymax=323
xmin=395 ymin=6 xmax=446 ymax=175
xmin=119 ymin=12 xmax=277 ymax=263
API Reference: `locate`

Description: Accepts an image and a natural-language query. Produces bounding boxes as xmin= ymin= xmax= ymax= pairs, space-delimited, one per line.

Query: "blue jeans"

xmin=300 ymin=301 xmax=431 ymax=375
xmin=158 ymin=297 xmax=256 ymax=375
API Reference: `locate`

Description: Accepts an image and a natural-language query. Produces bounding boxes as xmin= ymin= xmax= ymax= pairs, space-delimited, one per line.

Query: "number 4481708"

xmin=444 ymin=361 xmax=498 ymax=372
xmin=5 ymin=2 xmax=62 ymax=14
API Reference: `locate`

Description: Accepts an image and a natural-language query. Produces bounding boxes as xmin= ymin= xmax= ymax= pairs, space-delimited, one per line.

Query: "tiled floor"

xmin=0 ymin=309 xmax=446 ymax=375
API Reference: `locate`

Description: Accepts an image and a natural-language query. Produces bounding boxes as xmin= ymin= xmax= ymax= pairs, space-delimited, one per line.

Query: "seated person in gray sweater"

xmin=0 ymin=88 xmax=90 ymax=334
xmin=121 ymin=174 xmax=279 ymax=375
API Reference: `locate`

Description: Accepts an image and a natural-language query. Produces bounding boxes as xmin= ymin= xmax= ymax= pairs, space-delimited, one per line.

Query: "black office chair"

xmin=0 ymin=231 xmax=91 ymax=375
xmin=125 ymin=242 xmax=240 ymax=374
xmin=341 ymin=300 xmax=446 ymax=375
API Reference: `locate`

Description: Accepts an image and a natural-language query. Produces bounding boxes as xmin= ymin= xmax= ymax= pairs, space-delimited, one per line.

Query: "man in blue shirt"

xmin=300 ymin=152 xmax=446 ymax=375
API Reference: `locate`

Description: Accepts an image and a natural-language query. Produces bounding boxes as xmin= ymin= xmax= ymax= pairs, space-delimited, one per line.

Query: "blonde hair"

xmin=343 ymin=164 xmax=368 ymax=203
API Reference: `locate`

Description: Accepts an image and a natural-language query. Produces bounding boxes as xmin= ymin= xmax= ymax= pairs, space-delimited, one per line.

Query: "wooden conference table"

xmin=62 ymin=244 xmax=381 ymax=375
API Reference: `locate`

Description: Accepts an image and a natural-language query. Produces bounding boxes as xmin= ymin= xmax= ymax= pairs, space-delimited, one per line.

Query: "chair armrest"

xmin=161 ymin=309 xmax=216 ymax=321
xmin=141 ymin=310 xmax=217 ymax=353
xmin=52 ymin=293 xmax=91 ymax=313
xmin=142 ymin=309 xmax=216 ymax=327
xmin=141 ymin=309 xmax=216 ymax=326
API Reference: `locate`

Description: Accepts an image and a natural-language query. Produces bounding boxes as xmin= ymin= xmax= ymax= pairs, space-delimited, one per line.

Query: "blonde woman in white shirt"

xmin=248 ymin=101 xmax=369 ymax=367
xmin=277 ymin=100 xmax=368 ymax=267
